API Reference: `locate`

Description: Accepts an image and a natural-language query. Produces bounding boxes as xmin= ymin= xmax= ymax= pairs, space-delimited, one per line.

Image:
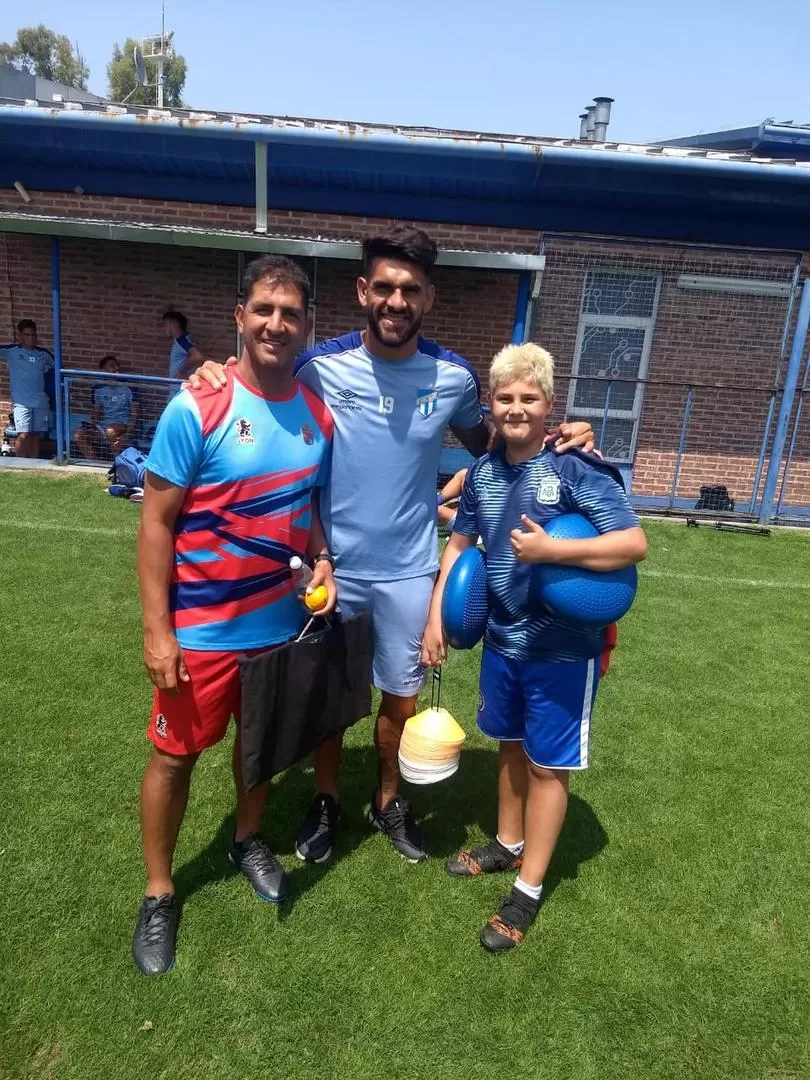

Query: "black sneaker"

xmin=295 ymin=794 xmax=341 ymax=864
xmin=446 ymin=838 xmax=523 ymax=877
xmin=480 ymin=886 xmax=540 ymax=953
xmin=368 ymin=791 xmax=428 ymax=863
xmin=132 ymin=893 xmax=178 ymax=976
xmin=228 ymin=834 xmax=288 ymax=902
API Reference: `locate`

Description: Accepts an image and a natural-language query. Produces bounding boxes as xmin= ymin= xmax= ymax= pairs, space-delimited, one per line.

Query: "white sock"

xmin=496 ymin=835 xmax=525 ymax=856
xmin=514 ymin=877 xmax=543 ymax=902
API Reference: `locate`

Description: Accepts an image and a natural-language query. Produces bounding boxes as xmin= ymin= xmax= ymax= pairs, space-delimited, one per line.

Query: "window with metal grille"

xmin=566 ymin=270 xmax=661 ymax=462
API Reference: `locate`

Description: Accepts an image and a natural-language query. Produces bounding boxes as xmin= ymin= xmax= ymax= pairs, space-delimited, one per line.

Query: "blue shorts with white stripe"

xmin=477 ymin=648 xmax=599 ymax=770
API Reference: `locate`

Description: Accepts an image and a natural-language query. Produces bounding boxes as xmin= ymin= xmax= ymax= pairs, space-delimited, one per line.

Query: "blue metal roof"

xmin=661 ymin=121 xmax=810 ymax=161
xmin=2 ymin=100 xmax=810 ymax=250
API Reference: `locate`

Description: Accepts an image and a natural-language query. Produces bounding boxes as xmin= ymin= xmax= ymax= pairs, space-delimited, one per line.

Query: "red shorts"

xmin=147 ymin=647 xmax=270 ymax=757
xmin=599 ymin=623 xmax=618 ymax=678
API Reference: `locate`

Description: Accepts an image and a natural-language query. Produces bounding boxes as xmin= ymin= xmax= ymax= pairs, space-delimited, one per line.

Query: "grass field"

xmin=1 ymin=469 xmax=809 ymax=1080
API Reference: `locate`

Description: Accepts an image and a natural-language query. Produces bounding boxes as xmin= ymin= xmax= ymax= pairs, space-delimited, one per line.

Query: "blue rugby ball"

xmin=442 ymin=547 xmax=488 ymax=650
xmin=530 ymin=513 xmax=637 ymax=626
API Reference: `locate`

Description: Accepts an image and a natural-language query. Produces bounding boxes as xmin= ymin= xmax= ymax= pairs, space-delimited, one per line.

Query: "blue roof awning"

xmin=2 ymin=102 xmax=810 ymax=250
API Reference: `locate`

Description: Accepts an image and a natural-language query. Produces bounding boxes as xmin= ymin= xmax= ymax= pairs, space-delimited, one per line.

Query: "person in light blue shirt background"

xmin=74 ymin=354 xmax=139 ymax=459
xmin=0 ymin=318 xmax=54 ymax=458
xmin=162 ymin=310 xmax=204 ymax=397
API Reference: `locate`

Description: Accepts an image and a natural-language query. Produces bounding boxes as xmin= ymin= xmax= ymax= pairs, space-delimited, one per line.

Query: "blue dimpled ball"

xmin=530 ymin=513 xmax=637 ymax=626
xmin=442 ymin=547 xmax=488 ymax=650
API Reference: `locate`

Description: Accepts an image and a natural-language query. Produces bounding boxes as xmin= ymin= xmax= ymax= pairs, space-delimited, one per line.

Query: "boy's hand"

xmin=185 ymin=357 xmax=235 ymax=391
xmin=420 ymin=617 xmax=447 ymax=667
xmin=510 ymin=515 xmax=558 ymax=564
xmin=548 ymin=421 xmax=595 ymax=454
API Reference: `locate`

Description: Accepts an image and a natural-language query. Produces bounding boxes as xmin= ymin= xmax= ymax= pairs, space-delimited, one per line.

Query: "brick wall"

xmin=0 ymin=189 xmax=540 ymax=253
xmin=535 ymin=237 xmax=809 ymax=509
xmin=0 ymin=194 xmax=524 ymax=432
xmin=2 ymin=189 xmax=809 ymax=510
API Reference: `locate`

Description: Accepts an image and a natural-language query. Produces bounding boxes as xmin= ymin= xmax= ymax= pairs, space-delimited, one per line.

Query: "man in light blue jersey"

xmin=191 ymin=226 xmax=594 ymax=866
xmin=75 ymin=355 xmax=139 ymax=459
xmin=163 ymin=310 xmax=204 ymax=395
xmin=0 ymin=319 xmax=54 ymax=458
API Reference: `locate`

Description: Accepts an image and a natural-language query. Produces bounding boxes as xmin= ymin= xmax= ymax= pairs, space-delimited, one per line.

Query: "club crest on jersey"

xmin=235 ymin=418 xmax=254 ymax=445
xmin=537 ymin=478 xmax=561 ymax=505
xmin=416 ymin=388 xmax=438 ymax=418
xmin=301 ymin=423 xmax=314 ymax=445
xmin=155 ymin=713 xmax=168 ymax=739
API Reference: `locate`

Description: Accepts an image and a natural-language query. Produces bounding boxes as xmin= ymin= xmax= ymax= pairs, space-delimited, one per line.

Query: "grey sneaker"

xmin=295 ymin=794 xmax=341 ymax=864
xmin=132 ymin=893 xmax=178 ymax=976
xmin=228 ymin=834 xmax=288 ymax=902
xmin=368 ymin=792 xmax=428 ymax=863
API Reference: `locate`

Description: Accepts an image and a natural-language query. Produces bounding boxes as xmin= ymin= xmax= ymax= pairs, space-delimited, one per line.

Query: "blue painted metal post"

xmin=669 ymin=387 xmax=693 ymax=509
xmin=50 ymin=236 xmax=65 ymax=461
xmin=758 ymin=278 xmax=810 ymax=523
xmin=511 ymin=271 xmax=532 ymax=344
xmin=775 ymin=351 xmax=810 ymax=516
xmin=747 ymin=392 xmax=777 ymax=513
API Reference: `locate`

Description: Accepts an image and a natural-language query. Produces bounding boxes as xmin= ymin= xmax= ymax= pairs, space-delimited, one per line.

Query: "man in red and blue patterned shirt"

xmin=132 ymin=256 xmax=335 ymax=976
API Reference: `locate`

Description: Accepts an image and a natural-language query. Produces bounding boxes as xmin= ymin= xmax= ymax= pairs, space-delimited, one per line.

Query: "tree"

xmin=0 ymin=24 xmax=89 ymax=89
xmin=107 ymin=38 xmax=187 ymax=108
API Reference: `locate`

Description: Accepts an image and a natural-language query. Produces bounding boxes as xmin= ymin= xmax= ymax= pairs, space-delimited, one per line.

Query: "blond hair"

xmin=489 ymin=343 xmax=554 ymax=400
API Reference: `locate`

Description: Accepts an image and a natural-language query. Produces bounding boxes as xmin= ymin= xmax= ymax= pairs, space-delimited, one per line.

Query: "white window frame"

xmin=565 ymin=269 xmax=662 ymax=463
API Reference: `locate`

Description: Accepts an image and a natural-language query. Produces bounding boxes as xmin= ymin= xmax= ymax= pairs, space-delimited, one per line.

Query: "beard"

xmin=367 ymin=306 xmax=422 ymax=349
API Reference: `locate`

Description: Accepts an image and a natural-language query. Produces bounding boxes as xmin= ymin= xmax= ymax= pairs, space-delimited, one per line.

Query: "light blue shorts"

xmin=335 ymin=572 xmax=435 ymax=697
xmin=12 ymin=404 xmax=49 ymax=434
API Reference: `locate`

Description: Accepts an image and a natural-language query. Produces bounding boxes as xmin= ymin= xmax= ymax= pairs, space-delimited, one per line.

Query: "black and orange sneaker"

xmin=446 ymin=838 xmax=523 ymax=877
xmin=480 ymin=887 xmax=540 ymax=953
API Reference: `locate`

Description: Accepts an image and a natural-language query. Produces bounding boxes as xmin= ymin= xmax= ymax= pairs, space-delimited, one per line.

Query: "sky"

xmin=1 ymin=0 xmax=809 ymax=144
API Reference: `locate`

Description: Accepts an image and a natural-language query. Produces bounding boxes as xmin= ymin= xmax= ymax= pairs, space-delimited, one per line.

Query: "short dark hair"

xmin=362 ymin=225 xmax=438 ymax=277
xmin=162 ymin=310 xmax=188 ymax=333
xmin=242 ymin=255 xmax=311 ymax=311
xmin=99 ymin=354 xmax=117 ymax=370
xmin=17 ymin=319 xmax=36 ymax=334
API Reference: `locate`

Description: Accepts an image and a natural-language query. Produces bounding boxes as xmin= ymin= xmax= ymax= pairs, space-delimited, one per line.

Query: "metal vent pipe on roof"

xmin=592 ymin=97 xmax=614 ymax=142
xmin=585 ymin=105 xmax=596 ymax=140
xmin=579 ymin=112 xmax=590 ymax=140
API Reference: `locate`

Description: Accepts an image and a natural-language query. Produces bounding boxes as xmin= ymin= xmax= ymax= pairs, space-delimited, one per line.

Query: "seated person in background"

xmin=437 ymin=468 xmax=468 ymax=531
xmin=75 ymin=355 xmax=139 ymax=459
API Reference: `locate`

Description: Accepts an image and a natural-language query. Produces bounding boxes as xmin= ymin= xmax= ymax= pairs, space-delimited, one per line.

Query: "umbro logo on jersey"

xmin=235 ymin=418 xmax=255 ymax=445
xmin=334 ymin=388 xmax=361 ymax=411
xmin=537 ymin=478 xmax=561 ymax=505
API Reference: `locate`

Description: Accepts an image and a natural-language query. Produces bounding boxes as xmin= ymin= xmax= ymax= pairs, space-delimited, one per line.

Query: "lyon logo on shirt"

xmin=416 ymin=388 xmax=438 ymax=418
xmin=235 ymin=418 xmax=254 ymax=445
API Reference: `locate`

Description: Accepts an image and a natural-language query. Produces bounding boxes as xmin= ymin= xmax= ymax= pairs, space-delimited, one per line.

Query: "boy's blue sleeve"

xmin=570 ymin=467 xmax=641 ymax=533
xmin=453 ymin=468 xmax=480 ymax=535
xmin=146 ymin=393 xmax=203 ymax=489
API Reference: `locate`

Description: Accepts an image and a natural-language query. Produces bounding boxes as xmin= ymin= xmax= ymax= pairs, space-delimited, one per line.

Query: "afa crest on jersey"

xmin=537 ymin=478 xmax=561 ymax=505
xmin=416 ymin=388 xmax=438 ymax=418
